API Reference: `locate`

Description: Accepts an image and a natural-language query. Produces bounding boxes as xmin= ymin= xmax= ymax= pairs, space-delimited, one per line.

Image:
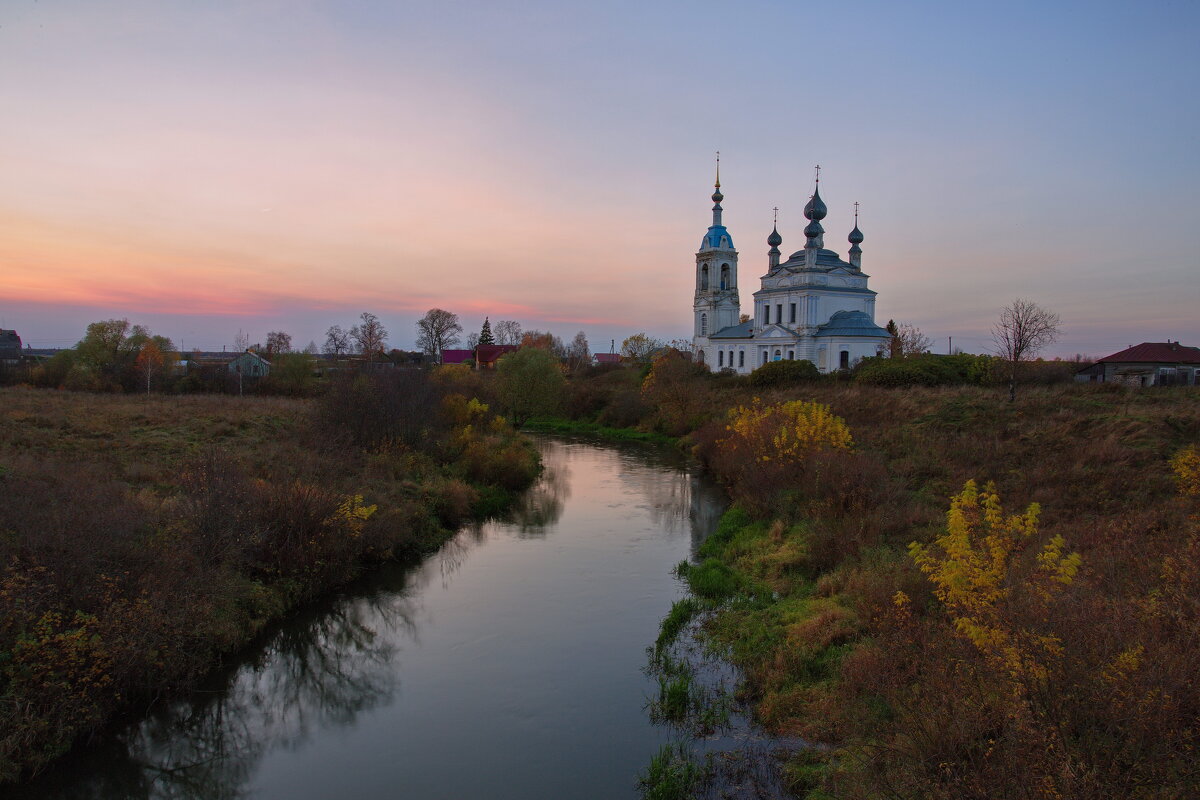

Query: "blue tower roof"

xmin=702 ymin=225 xmax=734 ymax=250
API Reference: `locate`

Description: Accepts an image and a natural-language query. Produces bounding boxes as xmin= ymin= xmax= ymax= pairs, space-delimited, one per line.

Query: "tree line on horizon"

xmin=5 ymin=300 xmax=1071 ymax=401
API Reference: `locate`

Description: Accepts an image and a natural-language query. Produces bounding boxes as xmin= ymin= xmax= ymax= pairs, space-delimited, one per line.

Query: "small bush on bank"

xmin=748 ymin=358 xmax=820 ymax=387
xmin=676 ymin=558 xmax=739 ymax=600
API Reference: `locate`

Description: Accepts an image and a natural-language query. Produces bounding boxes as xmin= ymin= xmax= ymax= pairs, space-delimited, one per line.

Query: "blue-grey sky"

xmin=1 ymin=0 xmax=1196 ymax=357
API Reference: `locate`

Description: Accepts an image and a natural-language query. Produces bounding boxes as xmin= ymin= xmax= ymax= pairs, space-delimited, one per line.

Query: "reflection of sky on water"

xmin=18 ymin=437 xmax=727 ymax=800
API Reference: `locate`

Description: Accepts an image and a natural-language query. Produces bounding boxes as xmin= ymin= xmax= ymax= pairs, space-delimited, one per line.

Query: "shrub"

xmin=316 ymin=370 xmax=448 ymax=449
xmin=640 ymin=352 xmax=712 ymax=435
xmin=855 ymin=354 xmax=999 ymax=387
xmin=494 ymin=348 xmax=565 ymax=425
xmin=748 ymin=358 xmax=820 ymax=387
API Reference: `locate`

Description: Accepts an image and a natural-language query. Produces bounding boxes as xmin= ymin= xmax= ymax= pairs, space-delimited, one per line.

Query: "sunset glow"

xmin=2 ymin=0 xmax=1197 ymax=356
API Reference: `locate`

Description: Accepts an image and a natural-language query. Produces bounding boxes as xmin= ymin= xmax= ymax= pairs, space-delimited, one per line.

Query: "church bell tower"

xmin=693 ymin=156 xmax=740 ymax=348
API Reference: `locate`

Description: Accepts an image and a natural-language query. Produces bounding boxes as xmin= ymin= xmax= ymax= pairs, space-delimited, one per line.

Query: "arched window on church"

xmin=720 ymin=264 xmax=730 ymax=290
xmin=773 ymin=349 xmax=782 ymax=362
xmin=840 ymin=351 xmax=850 ymax=370
xmin=700 ymin=265 xmax=709 ymax=291
xmin=718 ymin=350 xmax=724 ymax=367
xmin=700 ymin=313 xmax=708 ymax=336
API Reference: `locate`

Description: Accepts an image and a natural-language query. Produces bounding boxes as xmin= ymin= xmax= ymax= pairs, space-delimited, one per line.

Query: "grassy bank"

xmin=0 ymin=376 xmax=539 ymax=783
xmin=565 ymin=359 xmax=1198 ymax=799
xmin=687 ymin=385 xmax=1200 ymax=798
xmin=522 ymin=416 xmax=678 ymax=445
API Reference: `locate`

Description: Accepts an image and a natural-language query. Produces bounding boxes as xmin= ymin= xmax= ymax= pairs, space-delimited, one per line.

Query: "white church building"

xmin=691 ymin=168 xmax=890 ymax=373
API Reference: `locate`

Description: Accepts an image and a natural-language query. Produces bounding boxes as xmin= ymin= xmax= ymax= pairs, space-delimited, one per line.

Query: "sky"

xmin=1 ymin=0 xmax=1197 ymax=358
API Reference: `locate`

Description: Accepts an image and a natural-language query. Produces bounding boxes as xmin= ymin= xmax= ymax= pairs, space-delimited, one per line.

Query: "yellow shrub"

xmin=909 ymin=480 xmax=1080 ymax=689
xmin=1171 ymin=444 xmax=1200 ymax=497
xmin=723 ymin=398 xmax=853 ymax=464
xmin=326 ymin=494 xmax=377 ymax=537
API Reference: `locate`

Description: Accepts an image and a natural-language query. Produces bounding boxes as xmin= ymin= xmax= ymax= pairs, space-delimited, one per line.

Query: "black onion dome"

xmin=848 ymin=225 xmax=864 ymax=244
xmin=803 ymin=188 xmax=828 ymax=221
xmin=767 ymin=225 xmax=783 ymax=247
xmin=712 ymin=189 xmax=724 ymax=203
xmin=804 ymin=219 xmax=824 ymax=239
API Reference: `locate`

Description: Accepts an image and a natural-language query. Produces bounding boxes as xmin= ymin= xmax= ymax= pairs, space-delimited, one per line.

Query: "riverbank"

xmin=0 ymin=377 xmax=540 ymax=783
xmin=11 ymin=436 xmax=726 ymax=800
xmin=693 ymin=386 xmax=1199 ymax=798
xmin=556 ymin=364 xmax=1199 ymax=798
xmin=522 ymin=416 xmax=678 ymax=445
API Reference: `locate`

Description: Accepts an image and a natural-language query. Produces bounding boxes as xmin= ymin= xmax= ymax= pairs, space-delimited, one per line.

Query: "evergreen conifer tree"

xmin=478 ymin=317 xmax=495 ymax=346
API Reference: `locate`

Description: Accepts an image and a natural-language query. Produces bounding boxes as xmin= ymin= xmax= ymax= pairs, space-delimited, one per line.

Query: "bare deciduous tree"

xmin=350 ymin=312 xmax=389 ymax=358
xmin=494 ymin=319 xmax=522 ymax=346
xmin=993 ymin=298 xmax=1061 ymax=401
xmin=415 ymin=309 xmax=462 ymax=364
xmin=324 ymin=325 xmax=351 ymax=357
xmin=894 ymin=322 xmax=932 ymax=358
xmin=621 ymin=332 xmax=664 ymax=363
xmin=567 ymin=331 xmax=590 ymax=372
xmin=265 ymin=331 xmax=293 ymax=356
xmin=520 ymin=330 xmax=565 ymax=356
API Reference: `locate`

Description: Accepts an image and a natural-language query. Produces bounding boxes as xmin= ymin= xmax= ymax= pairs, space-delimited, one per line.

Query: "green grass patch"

xmin=655 ymin=597 xmax=702 ymax=654
xmin=522 ymin=417 xmax=677 ymax=445
xmin=638 ymin=742 xmax=705 ymax=800
xmin=783 ymin=749 xmax=836 ymax=799
xmin=469 ymin=484 xmax=515 ymax=518
xmin=675 ymin=558 xmax=739 ymax=600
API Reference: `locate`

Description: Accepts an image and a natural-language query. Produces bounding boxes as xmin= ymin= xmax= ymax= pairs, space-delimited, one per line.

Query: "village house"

xmin=440 ymin=349 xmax=474 ymax=365
xmin=474 ymin=344 xmax=519 ymax=368
xmin=0 ymin=330 xmax=22 ymax=366
xmin=441 ymin=345 xmax=520 ymax=368
xmin=183 ymin=350 xmax=272 ymax=378
xmin=1076 ymin=342 xmax=1200 ymax=386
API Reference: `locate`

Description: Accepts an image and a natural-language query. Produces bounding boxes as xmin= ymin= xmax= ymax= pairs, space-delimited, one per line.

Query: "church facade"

xmin=691 ymin=170 xmax=890 ymax=373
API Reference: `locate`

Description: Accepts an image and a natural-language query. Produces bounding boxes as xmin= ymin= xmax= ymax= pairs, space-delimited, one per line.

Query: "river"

xmin=17 ymin=436 xmax=731 ymax=799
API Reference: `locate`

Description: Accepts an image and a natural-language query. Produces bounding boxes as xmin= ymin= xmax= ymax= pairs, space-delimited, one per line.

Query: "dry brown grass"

xmin=568 ymin=372 xmax=1200 ymax=798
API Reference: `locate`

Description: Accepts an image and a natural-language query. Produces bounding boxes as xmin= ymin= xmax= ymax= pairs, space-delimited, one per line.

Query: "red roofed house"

xmin=440 ymin=349 xmax=474 ymax=365
xmin=1076 ymin=342 xmax=1200 ymax=387
xmin=474 ymin=344 xmax=519 ymax=369
xmin=592 ymin=352 xmax=623 ymax=366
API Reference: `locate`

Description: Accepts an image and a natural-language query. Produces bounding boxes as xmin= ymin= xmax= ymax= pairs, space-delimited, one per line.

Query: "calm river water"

xmin=20 ymin=436 xmax=728 ymax=799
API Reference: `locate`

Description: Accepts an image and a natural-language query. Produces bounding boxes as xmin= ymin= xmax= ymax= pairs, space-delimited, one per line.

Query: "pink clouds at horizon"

xmin=1 ymin=1 xmax=1196 ymax=358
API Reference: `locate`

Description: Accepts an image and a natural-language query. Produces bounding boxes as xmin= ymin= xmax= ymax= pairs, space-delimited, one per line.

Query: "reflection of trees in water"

xmin=614 ymin=453 xmax=726 ymax=540
xmin=606 ymin=450 xmax=689 ymax=534
xmin=503 ymin=440 xmax=570 ymax=537
xmin=688 ymin=475 xmax=727 ymax=556
xmin=26 ymin=592 xmax=418 ymax=800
